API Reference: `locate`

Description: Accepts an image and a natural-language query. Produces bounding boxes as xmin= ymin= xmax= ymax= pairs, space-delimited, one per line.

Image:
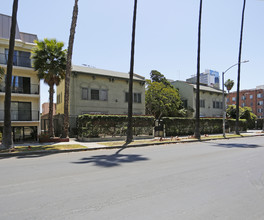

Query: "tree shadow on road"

xmin=214 ymin=143 xmax=261 ymax=148
xmin=72 ymin=147 xmax=149 ymax=167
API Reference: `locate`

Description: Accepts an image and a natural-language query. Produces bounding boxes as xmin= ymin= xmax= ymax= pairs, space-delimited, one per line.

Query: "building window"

xmin=100 ymin=90 xmax=108 ymax=101
xmin=125 ymin=92 xmax=142 ymax=103
xmin=250 ymin=95 xmax=253 ymax=99
xmin=258 ymin=101 xmax=263 ymax=106
xmin=91 ymin=89 xmax=99 ymax=100
xmin=242 ymin=95 xmax=246 ymax=100
xmin=242 ymin=103 xmax=245 ymax=107
xmin=232 ymin=97 xmax=236 ymax=101
xmin=213 ymin=101 xmax=222 ymax=109
xmin=250 ymin=102 xmax=253 ymax=106
xmin=258 ymin=108 xmax=263 ymax=113
xmin=200 ymin=100 xmax=205 ymax=108
xmin=257 ymin=93 xmax=262 ymax=98
xmin=227 ymin=98 xmax=229 ymax=103
xmin=82 ymin=88 xmax=89 ymax=100
xmin=182 ymin=100 xmax=188 ymax=108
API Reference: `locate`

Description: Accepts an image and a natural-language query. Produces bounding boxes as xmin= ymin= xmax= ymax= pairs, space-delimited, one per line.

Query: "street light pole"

xmin=222 ymin=60 xmax=249 ymax=137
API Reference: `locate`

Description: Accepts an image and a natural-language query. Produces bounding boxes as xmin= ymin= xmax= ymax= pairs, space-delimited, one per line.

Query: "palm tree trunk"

xmin=126 ymin=0 xmax=138 ymax=143
xmin=1 ymin=0 xmax=19 ymax=149
xmin=235 ymin=0 xmax=247 ymax=135
xmin=195 ymin=0 xmax=203 ymax=139
xmin=48 ymin=85 xmax=55 ymax=137
xmin=63 ymin=0 xmax=79 ymax=138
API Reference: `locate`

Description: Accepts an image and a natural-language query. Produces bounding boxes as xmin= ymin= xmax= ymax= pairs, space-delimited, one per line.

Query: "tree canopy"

xmin=32 ymin=38 xmax=67 ymax=137
xmin=146 ymin=70 xmax=184 ymax=119
xmin=224 ymin=79 xmax=234 ymax=93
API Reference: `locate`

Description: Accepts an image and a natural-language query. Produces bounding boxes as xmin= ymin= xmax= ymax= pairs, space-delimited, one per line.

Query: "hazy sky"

xmin=2 ymin=0 xmax=264 ymax=105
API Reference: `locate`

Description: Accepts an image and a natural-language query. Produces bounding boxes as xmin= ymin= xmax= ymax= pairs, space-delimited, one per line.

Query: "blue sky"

xmin=2 ymin=0 xmax=264 ymax=105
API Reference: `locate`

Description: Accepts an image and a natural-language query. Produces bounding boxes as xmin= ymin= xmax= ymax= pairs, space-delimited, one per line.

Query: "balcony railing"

xmin=0 ymin=52 xmax=32 ymax=68
xmin=0 ymin=110 xmax=39 ymax=121
xmin=0 ymin=84 xmax=39 ymax=95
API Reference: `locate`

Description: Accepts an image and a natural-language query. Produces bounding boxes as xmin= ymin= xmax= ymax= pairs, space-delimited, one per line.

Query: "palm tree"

xmin=224 ymin=79 xmax=234 ymax=93
xmin=32 ymin=39 xmax=67 ymax=137
xmin=126 ymin=0 xmax=138 ymax=143
xmin=236 ymin=0 xmax=247 ymax=135
xmin=1 ymin=0 xmax=19 ymax=150
xmin=62 ymin=0 xmax=79 ymax=138
xmin=195 ymin=0 xmax=203 ymax=139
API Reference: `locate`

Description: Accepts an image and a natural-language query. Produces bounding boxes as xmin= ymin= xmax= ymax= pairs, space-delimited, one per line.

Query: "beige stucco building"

xmin=56 ymin=65 xmax=145 ymax=133
xmin=172 ymin=80 xmax=225 ymax=118
xmin=0 ymin=14 xmax=40 ymax=142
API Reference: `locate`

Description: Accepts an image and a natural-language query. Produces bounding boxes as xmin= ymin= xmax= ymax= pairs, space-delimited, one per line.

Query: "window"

xmin=5 ymin=49 xmax=31 ymax=67
xmin=200 ymin=100 xmax=205 ymax=108
xmin=134 ymin=93 xmax=142 ymax=103
xmin=242 ymin=103 xmax=245 ymax=107
xmin=11 ymin=101 xmax=31 ymax=121
xmin=125 ymin=92 xmax=142 ymax=103
xmin=213 ymin=100 xmax=222 ymax=109
xmin=258 ymin=101 xmax=263 ymax=106
xmin=257 ymin=93 xmax=262 ymax=98
xmin=9 ymin=76 xmax=30 ymax=94
xmin=227 ymin=98 xmax=229 ymax=103
xmin=91 ymin=89 xmax=99 ymax=100
xmin=250 ymin=102 xmax=253 ymax=106
xmin=250 ymin=95 xmax=253 ymax=99
xmin=232 ymin=97 xmax=236 ymax=101
xmin=242 ymin=95 xmax=246 ymax=100
xmin=82 ymin=88 xmax=89 ymax=100
xmin=182 ymin=100 xmax=188 ymax=108
xmin=100 ymin=90 xmax=108 ymax=101
xmin=258 ymin=108 xmax=263 ymax=113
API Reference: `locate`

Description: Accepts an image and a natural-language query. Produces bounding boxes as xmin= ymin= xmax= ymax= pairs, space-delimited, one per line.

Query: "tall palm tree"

xmin=224 ymin=79 xmax=234 ymax=93
xmin=236 ymin=0 xmax=247 ymax=135
xmin=32 ymin=39 xmax=67 ymax=137
xmin=195 ymin=0 xmax=203 ymax=139
xmin=126 ymin=0 xmax=138 ymax=143
xmin=1 ymin=0 xmax=19 ymax=150
xmin=62 ymin=0 xmax=79 ymax=138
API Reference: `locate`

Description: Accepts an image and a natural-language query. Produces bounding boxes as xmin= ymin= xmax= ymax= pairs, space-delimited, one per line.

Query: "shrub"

xmin=77 ymin=114 xmax=155 ymax=138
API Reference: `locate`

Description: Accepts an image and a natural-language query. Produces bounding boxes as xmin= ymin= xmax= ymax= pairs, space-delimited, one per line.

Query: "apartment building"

xmin=226 ymin=86 xmax=264 ymax=118
xmin=172 ymin=80 xmax=225 ymax=118
xmin=0 ymin=14 xmax=40 ymax=142
xmin=56 ymin=65 xmax=145 ymax=135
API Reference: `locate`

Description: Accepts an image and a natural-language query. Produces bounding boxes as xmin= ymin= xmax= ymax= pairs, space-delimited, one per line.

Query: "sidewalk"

xmin=1 ymin=130 xmax=264 ymax=157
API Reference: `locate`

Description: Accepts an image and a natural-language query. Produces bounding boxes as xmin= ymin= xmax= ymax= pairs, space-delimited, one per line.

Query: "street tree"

xmin=32 ymin=39 xmax=67 ymax=137
xmin=236 ymin=0 xmax=247 ymax=134
xmin=63 ymin=0 xmax=79 ymax=138
xmin=126 ymin=0 xmax=138 ymax=143
xmin=1 ymin=0 xmax=18 ymax=150
xmin=145 ymin=80 xmax=183 ymax=120
xmin=224 ymin=79 xmax=234 ymax=93
xmin=150 ymin=70 xmax=173 ymax=88
xmin=195 ymin=0 xmax=203 ymax=139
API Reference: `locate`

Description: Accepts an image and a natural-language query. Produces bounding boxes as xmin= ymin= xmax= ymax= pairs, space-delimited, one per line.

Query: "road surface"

xmin=1 ymin=137 xmax=264 ymax=219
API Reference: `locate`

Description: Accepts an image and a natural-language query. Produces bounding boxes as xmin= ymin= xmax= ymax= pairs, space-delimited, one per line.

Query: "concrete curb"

xmin=1 ymin=133 xmax=264 ymax=158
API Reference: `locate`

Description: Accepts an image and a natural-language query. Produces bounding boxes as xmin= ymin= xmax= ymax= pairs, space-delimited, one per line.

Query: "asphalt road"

xmin=1 ymin=137 xmax=264 ymax=220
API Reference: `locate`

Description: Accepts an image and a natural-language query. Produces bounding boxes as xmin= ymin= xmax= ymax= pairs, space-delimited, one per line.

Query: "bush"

xmin=162 ymin=117 xmax=247 ymax=136
xmin=77 ymin=114 xmax=155 ymax=138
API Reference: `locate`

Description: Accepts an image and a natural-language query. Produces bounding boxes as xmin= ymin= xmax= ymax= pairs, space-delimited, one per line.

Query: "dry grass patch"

xmin=0 ymin=144 xmax=87 ymax=153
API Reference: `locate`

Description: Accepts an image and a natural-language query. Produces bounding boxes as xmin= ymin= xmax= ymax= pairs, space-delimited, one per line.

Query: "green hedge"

xmin=162 ymin=117 xmax=247 ymax=136
xmin=77 ymin=114 xmax=155 ymax=138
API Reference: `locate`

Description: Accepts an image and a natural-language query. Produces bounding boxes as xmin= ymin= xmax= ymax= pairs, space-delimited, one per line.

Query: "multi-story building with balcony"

xmin=0 ymin=13 xmax=40 ymax=142
xmin=226 ymin=86 xmax=264 ymax=119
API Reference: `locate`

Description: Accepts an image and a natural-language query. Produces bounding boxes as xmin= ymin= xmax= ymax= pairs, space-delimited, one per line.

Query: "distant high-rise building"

xmin=186 ymin=69 xmax=220 ymax=89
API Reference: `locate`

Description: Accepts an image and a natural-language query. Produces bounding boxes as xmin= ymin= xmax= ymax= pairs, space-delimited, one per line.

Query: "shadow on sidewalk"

xmin=72 ymin=147 xmax=149 ymax=167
